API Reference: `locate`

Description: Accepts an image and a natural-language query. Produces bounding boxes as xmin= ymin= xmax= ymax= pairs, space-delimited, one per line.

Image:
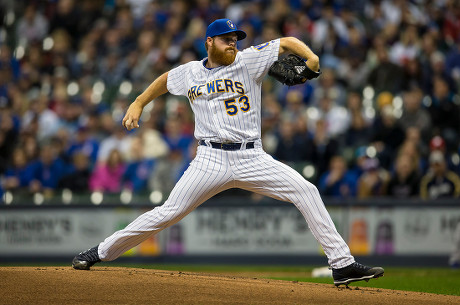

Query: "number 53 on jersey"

xmin=224 ymin=95 xmax=250 ymax=116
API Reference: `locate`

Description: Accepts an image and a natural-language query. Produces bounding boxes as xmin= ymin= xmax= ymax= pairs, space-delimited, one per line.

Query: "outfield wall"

xmin=0 ymin=197 xmax=459 ymax=265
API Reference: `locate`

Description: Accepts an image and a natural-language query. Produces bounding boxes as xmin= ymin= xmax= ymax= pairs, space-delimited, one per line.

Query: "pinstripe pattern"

xmin=166 ymin=39 xmax=280 ymax=143
xmin=98 ymin=40 xmax=355 ymax=269
xmin=231 ymin=146 xmax=354 ymax=268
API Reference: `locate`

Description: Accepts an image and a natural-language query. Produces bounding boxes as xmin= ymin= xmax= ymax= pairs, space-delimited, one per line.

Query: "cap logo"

xmin=227 ymin=20 xmax=235 ymax=29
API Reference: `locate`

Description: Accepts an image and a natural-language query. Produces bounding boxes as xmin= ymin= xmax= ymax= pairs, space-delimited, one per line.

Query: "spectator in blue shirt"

xmin=33 ymin=144 xmax=66 ymax=196
xmin=123 ymin=136 xmax=155 ymax=192
xmin=319 ymin=155 xmax=357 ymax=198
xmin=3 ymin=147 xmax=36 ymax=192
xmin=163 ymin=116 xmax=194 ymax=158
xmin=67 ymin=126 xmax=99 ymax=166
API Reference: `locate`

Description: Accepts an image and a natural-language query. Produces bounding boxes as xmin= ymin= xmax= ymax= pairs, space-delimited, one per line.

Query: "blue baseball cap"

xmin=206 ymin=19 xmax=247 ymax=41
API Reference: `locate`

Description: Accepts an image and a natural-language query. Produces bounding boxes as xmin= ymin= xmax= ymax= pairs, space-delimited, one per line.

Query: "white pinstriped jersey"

xmin=167 ymin=39 xmax=280 ymax=142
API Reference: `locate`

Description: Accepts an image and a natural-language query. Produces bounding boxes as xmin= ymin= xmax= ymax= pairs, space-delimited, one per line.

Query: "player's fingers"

xmin=124 ymin=118 xmax=132 ymax=129
xmin=132 ymin=118 xmax=140 ymax=128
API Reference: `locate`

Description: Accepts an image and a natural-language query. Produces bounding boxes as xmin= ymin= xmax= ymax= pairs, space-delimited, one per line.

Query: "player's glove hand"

xmin=268 ymin=54 xmax=321 ymax=86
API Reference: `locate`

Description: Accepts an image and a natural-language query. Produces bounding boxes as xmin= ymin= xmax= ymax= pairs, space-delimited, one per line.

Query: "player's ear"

xmin=206 ymin=37 xmax=216 ymax=50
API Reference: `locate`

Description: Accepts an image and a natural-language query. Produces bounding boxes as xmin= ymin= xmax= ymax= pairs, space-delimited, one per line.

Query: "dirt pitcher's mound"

xmin=0 ymin=267 xmax=457 ymax=305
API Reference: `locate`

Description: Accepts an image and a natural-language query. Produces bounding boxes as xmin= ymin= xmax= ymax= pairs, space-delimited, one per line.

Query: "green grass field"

xmin=111 ymin=264 xmax=460 ymax=296
xmin=3 ymin=263 xmax=460 ymax=296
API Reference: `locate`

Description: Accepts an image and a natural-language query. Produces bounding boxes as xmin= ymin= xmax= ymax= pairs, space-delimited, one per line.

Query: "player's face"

xmin=208 ymin=33 xmax=238 ymax=66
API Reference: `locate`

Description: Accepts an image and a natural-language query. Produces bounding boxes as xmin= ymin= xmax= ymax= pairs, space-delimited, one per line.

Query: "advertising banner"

xmin=0 ymin=208 xmax=149 ymax=256
xmin=1 ymin=205 xmax=459 ymax=256
xmin=346 ymin=207 xmax=460 ymax=255
xmin=177 ymin=207 xmax=321 ymax=254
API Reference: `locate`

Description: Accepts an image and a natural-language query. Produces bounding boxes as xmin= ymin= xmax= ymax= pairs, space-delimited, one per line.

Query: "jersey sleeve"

xmin=240 ymin=38 xmax=280 ymax=83
xmin=167 ymin=63 xmax=189 ymax=96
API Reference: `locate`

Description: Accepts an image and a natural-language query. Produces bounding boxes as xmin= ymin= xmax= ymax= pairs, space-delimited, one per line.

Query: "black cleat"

xmin=332 ymin=262 xmax=384 ymax=286
xmin=72 ymin=246 xmax=101 ymax=270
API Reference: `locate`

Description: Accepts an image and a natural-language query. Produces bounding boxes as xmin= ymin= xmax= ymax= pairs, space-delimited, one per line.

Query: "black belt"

xmin=199 ymin=140 xmax=255 ymax=151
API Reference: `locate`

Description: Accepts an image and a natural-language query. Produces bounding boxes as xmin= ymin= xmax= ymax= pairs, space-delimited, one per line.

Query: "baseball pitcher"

xmin=72 ymin=19 xmax=384 ymax=287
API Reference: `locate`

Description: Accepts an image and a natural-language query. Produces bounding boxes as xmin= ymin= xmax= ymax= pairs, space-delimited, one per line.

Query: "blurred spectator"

xmin=305 ymin=119 xmax=339 ymax=176
xmin=49 ymin=0 xmax=81 ymax=42
xmin=146 ymin=115 xmax=194 ymax=195
xmin=397 ymin=138 xmax=426 ymax=175
xmin=427 ymin=76 xmax=460 ymax=152
xmin=371 ymin=104 xmax=405 ymax=169
xmin=33 ymin=143 xmax=66 ymax=196
xmin=279 ymin=90 xmax=310 ymax=140
xmin=429 ymin=135 xmax=460 ymax=175
xmin=273 ymin=118 xmax=308 ymax=162
xmin=336 ymin=27 xmax=370 ymax=91
xmin=443 ymin=1 xmax=460 ymax=44
xmin=398 ymin=89 xmax=432 ymax=140
xmin=309 ymin=94 xmax=349 ymax=139
xmin=281 ymin=89 xmax=307 ymax=119
xmin=16 ymin=4 xmax=49 ymax=45
xmin=387 ymin=153 xmax=421 ymax=198
xmin=349 ymin=146 xmax=369 ymax=179
xmin=343 ymin=92 xmax=372 ymax=150
xmin=401 ymin=58 xmax=423 ymax=92
xmin=98 ymin=51 xmax=126 ymax=87
xmin=423 ymin=51 xmax=457 ymax=95
xmin=97 ymin=124 xmax=130 ymax=162
xmin=50 ymin=133 xmax=71 ymax=164
xmin=418 ymin=33 xmax=438 ymax=93
xmin=123 ymin=136 xmax=155 ymax=192
xmin=96 ymin=112 xmax=120 ymax=140
xmin=420 ymin=150 xmax=460 ymax=199
xmin=389 ymin=25 xmax=420 ymax=66
xmin=59 ymin=100 xmax=84 ymax=135
xmin=138 ymin=118 xmax=170 ymax=160
xmin=21 ymin=132 xmax=40 ymax=162
xmin=58 ymin=152 xmax=91 ymax=192
xmin=312 ymin=68 xmax=347 ymax=107
xmin=367 ymin=47 xmax=404 ymax=95
xmin=125 ymin=29 xmax=161 ymax=82
xmin=67 ymin=127 xmax=99 ymax=166
xmin=71 ymin=37 xmax=98 ymax=78
xmin=357 ymin=157 xmax=390 ymax=198
xmin=312 ymin=5 xmax=349 ymax=53
xmin=319 ymin=155 xmax=357 ymax=198
xmin=0 ymin=45 xmax=20 ymax=84
xmin=404 ymin=127 xmax=429 ymax=171
xmin=3 ymin=147 xmax=36 ymax=192
xmin=90 ymin=149 xmax=126 ymax=193
xmin=163 ymin=116 xmax=194 ymax=158
xmin=22 ymin=94 xmax=60 ymax=142
xmin=261 ymin=93 xmax=282 ymax=155
xmin=149 ymin=150 xmax=186 ymax=197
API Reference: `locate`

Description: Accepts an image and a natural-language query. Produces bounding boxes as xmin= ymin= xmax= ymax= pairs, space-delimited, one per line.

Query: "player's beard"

xmin=209 ymin=44 xmax=237 ymax=66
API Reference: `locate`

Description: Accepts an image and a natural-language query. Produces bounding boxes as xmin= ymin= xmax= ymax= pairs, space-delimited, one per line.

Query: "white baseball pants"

xmin=98 ymin=140 xmax=354 ymax=268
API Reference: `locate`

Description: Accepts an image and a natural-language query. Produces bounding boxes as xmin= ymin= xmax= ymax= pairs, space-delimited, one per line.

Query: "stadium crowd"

xmin=0 ymin=0 xmax=460 ymax=203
